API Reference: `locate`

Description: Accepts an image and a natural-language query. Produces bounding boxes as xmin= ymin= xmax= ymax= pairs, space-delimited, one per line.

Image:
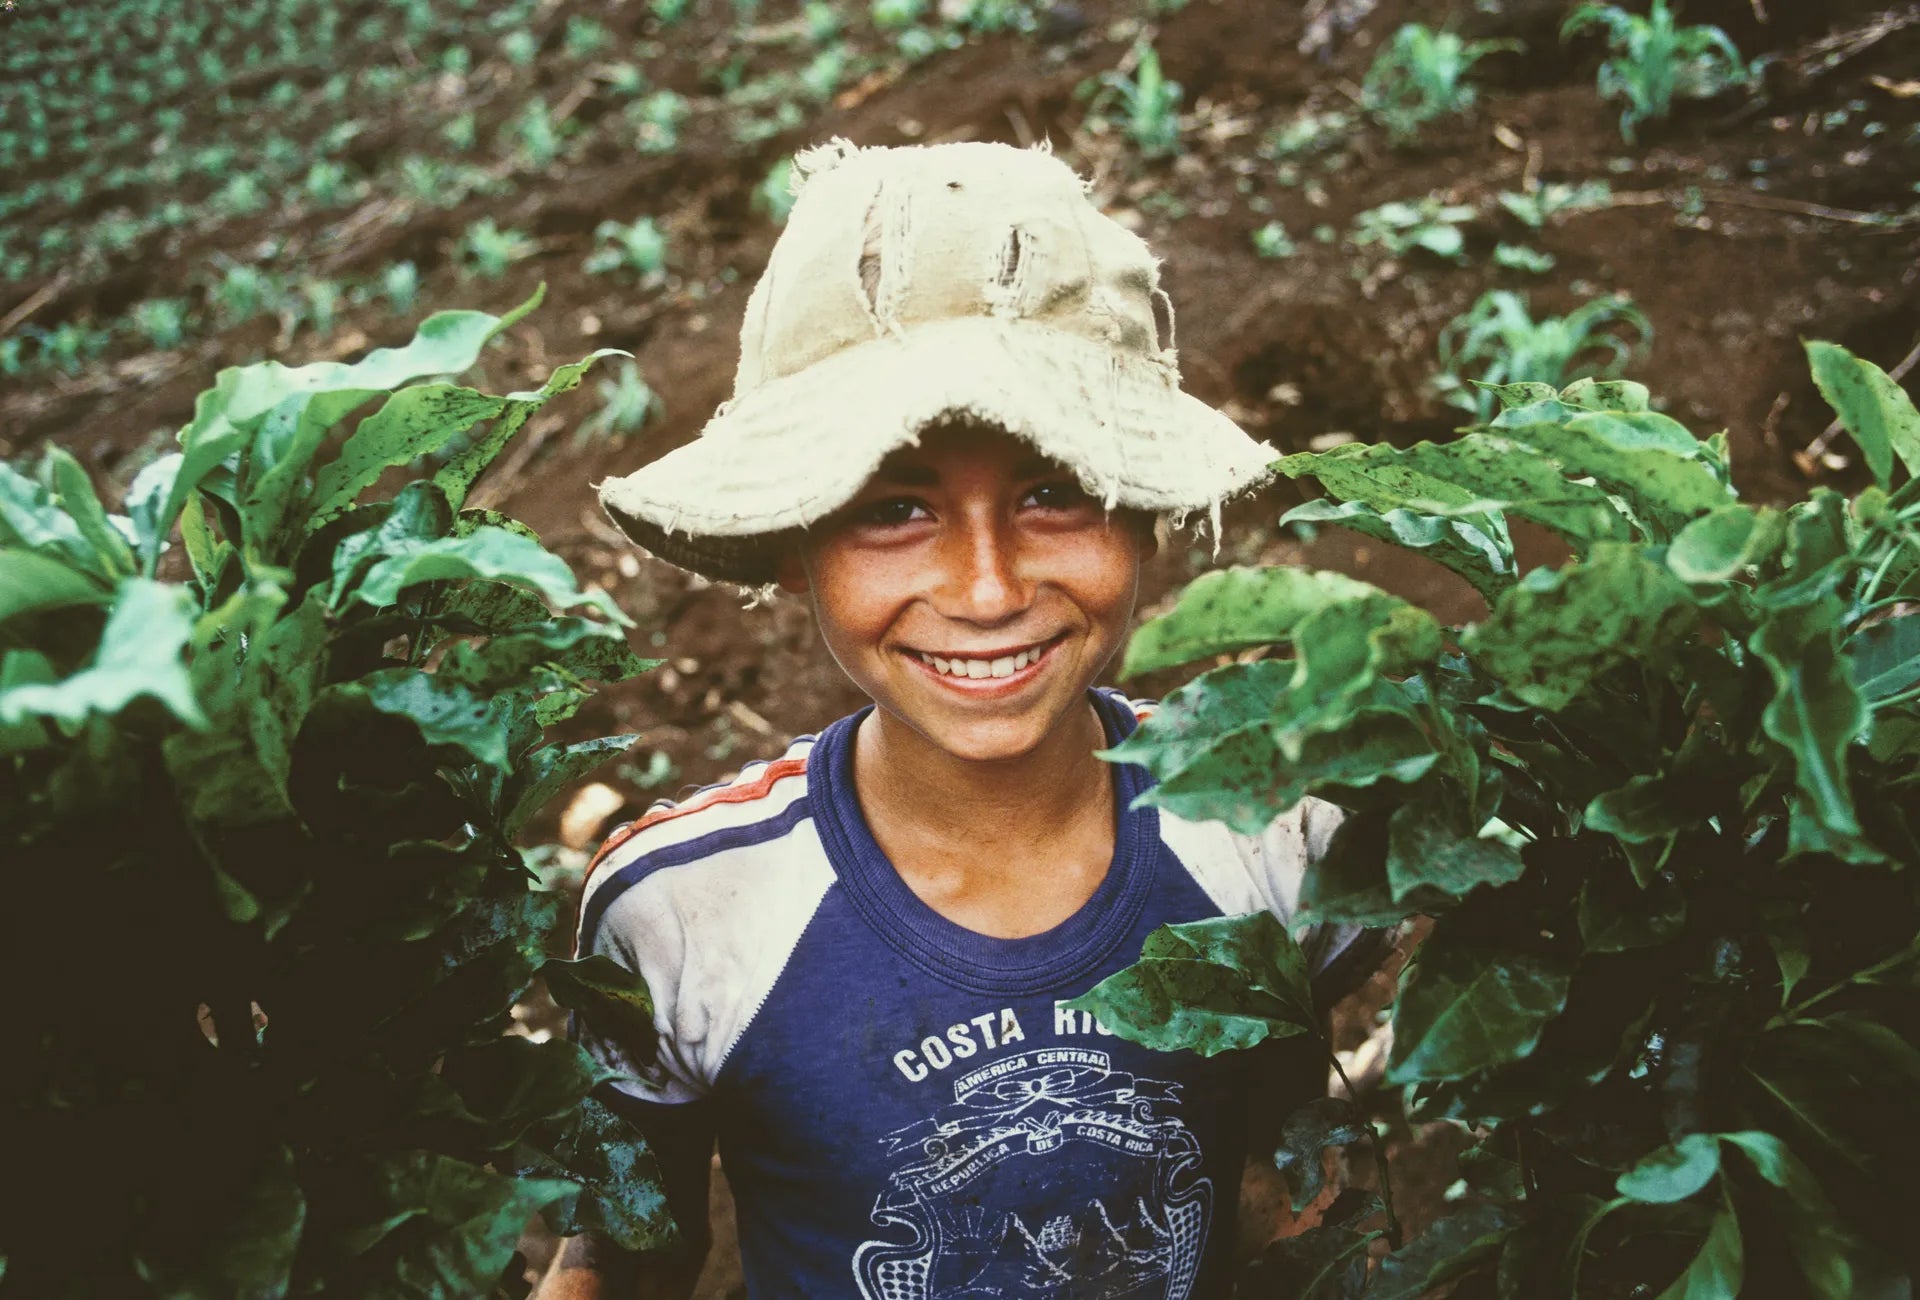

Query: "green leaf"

xmin=1370 ymin=1202 xmax=1518 ymax=1300
xmin=1578 ymin=860 xmax=1686 ymax=952
xmin=332 ymin=668 xmax=517 ymax=770
xmin=543 ymin=953 xmax=657 ymax=1051
xmin=1493 ymin=409 xmax=1733 ymax=535
xmin=1248 ymin=1189 xmax=1381 ymax=1300
xmin=142 ymin=1143 xmax=305 ymax=1300
xmin=309 ymin=384 xmax=511 ymax=527
xmin=1063 ymin=912 xmax=1318 ymax=1056
xmin=1281 ymin=497 xmax=1515 ymax=602
xmin=355 ymin=1153 xmax=575 ymax=1295
xmin=1296 ymin=809 xmax=1427 ymax=927
xmin=1654 ymin=1205 xmax=1743 ymax=1300
xmin=1386 ymin=936 xmax=1572 ymax=1083
xmin=510 ymin=1095 xmax=677 ymax=1251
xmin=1617 ymin=1133 xmax=1722 ymax=1203
xmin=504 ymin=734 xmax=642 ymax=838
xmin=1128 ymin=704 xmax=1437 ymax=835
xmin=347 ymin=527 xmax=630 ymax=625
xmin=1121 ymin=566 xmax=1385 ymax=676
xmin=437 ymin=619 xmax=653 ymax=695
xmin=41 ymin=444 xmax=135 ymax=578
xmin=1583 ymin=772 xmax=1697 ymax=885
xmin=1804 ymin=339 xmax=1920 ymax=485
xmin=432 ymin=347 xmax=624 ymax=512
xmin=1276 ymin=434 xmax=1634 ymax=553
xmin=1272 ymin=1097 xmax=1369 ymax=1212
xmin=0 ymin=459 xmax=117 ymax=578
xmin=1848 ymin=613 xmax=1920 ymax=704
xmin=1466 ymin=542 xmax=1698 ymax=710
xmin=1668 ymin=505 xmax=1784 ymax=583
xmin=0 ymin=547 xmax=114 ymax=624
xmin=1753 ymin=601 xmax=1868 ymax=842
xmin=1386 ymin=803 xmax=1526 ymax=905
xmin=0 ymin=578 xmax=207 ymax=729
xmin=433 ymin=1037 xmax=614 ymax=1149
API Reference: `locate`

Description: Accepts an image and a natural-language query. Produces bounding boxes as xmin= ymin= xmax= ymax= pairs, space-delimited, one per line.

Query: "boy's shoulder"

xmin=574 ymin=731 xmax=827 ymax=956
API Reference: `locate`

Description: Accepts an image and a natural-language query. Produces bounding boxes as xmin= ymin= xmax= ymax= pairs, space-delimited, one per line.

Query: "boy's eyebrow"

xmin=871 ymin=454 xmax=1063 ymax=486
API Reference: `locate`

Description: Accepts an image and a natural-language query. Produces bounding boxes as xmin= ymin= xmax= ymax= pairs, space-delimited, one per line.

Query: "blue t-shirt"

xmin=573 ymin=688 xmax=1376 ymax=1299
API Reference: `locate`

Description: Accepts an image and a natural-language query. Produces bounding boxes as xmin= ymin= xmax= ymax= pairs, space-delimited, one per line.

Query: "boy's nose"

xmin=937 ymin=516 xmax=1031 ymax=623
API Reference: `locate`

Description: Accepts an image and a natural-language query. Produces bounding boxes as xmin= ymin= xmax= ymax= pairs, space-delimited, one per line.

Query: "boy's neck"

xmin=849 ymin=695 xmax=1118 ymax=938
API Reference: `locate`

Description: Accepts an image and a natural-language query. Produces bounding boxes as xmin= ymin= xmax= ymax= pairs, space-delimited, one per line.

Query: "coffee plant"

xmin=1070 ymin=343 xmax=1920 ymax=1297
xmin=0 ymin=288 xmax=676 ymax=1296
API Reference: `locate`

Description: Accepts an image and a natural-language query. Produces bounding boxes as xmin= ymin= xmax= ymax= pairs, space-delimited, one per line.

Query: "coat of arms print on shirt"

xmin=853 ymin=1046 xmax=1213 ymax=1299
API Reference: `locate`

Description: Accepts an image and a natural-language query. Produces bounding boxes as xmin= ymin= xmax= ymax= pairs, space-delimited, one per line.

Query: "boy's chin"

xmin=880 ymin=689 xmax=1096 ymax=766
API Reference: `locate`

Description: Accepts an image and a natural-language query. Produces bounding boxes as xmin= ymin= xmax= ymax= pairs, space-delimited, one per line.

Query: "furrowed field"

xmin=3 ymin=0 xmax=1917 ymax=1294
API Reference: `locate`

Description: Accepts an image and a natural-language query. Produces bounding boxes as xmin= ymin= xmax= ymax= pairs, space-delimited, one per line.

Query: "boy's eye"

xmin=1024 ymin=479 xmax=1093 ymax=510
xmin=854 ymin=496 xmax=929 ymax=526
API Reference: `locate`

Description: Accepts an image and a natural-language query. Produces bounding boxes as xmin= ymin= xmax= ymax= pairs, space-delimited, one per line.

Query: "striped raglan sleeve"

xmin=571 ymin=821 xmax=720 ymax=1247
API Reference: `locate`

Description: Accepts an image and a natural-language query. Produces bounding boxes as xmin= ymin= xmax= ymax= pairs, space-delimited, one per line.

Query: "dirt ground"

xmin=7 ymin=0 xmax=1919 ymax=1291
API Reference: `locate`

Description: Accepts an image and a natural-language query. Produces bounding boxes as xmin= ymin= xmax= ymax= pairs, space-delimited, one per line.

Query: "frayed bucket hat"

xmin=594 ymin=135 xmax=1275 ymax=586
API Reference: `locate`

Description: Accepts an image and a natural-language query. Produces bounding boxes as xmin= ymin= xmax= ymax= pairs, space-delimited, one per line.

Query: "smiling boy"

xmin=543 ymin=138 xmax=1384 ymax=1299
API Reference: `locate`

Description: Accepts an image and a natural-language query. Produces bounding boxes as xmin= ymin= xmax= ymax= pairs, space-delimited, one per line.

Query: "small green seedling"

xmin=1496 ymin=179 xmax=1613 ymax=228
xmin=1492 ymin=244 xmax=1555 ymax=274
xmin=1351 ymin=196 xmax=1479 ymax=262
xmin=753 ymin=158 xmax=798 ymax=224
xmin=871 ymin=0 xmax=924 ymax=30
xmin=627 ymin=90 xmax=689 ymax=154
xmin=377 ymin=260 xmax=420 ymax=314
xmin=585 ymin=217 xmax=668 ymax=281
xmin=1433 ymin=289 xmax=1651 ymax=419
xmin=130 ymin=297 xmax=191 ymax=349
xmin=457 ymin=218 xmax=536 ymax=280
xmin=1562 ymin=0 xmax=1757 ymax=142
xmin=1089 ymin=41 xmax=1183 ymax=159
xmin=578 ymin=359 xmax=663 ymax=445
xmin=1252 ymin=222 xmax=1297 ymax=259
xmin=1362 ymin=23 xmax=1520 ymax=144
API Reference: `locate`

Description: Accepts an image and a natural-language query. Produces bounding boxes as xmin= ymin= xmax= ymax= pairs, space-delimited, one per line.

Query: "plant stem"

xmin=1328 ymin=1048 xmax=1403 ymax=1249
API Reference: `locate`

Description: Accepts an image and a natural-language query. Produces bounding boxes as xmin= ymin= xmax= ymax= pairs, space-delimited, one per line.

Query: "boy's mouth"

xmin=903 ymin=634 xmax=1063 ymax=683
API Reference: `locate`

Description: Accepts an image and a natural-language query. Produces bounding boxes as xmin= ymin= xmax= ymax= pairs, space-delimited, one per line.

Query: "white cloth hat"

xmin=595 ymin=136 xmax=1274 ymax=584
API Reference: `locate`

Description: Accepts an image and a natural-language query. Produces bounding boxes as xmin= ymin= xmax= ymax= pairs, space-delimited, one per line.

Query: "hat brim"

xmin=595 ymin=315 xmax=1274 ymax=586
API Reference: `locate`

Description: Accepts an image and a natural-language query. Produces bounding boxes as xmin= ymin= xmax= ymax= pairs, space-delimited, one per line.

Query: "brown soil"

xmin=7 ymin=0 xmax=1920 ymax=1292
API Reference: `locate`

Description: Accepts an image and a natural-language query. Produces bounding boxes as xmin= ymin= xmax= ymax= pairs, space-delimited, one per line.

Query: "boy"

xmin=546 ymin=138 xmax=1384 ymax=1299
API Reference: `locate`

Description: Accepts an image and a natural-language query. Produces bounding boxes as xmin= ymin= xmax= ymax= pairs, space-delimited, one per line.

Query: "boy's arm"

xmin=538 ymin=1230 xmax=706 ymax=1300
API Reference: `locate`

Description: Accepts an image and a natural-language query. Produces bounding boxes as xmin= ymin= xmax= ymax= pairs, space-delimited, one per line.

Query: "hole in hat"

xmin=947 ymin=180 xmax=961 ymax=189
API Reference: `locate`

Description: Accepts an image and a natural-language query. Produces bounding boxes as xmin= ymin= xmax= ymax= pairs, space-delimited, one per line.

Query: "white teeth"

xmin=916 ymin=643 xmax=1049 ymax=677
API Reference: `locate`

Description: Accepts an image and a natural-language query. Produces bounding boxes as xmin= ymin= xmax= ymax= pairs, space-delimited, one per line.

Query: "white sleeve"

xmin=576 ymin=864 xmax=713 ymax=1106
xmin=1158 ymin=796 xmax=1390 ymax=1002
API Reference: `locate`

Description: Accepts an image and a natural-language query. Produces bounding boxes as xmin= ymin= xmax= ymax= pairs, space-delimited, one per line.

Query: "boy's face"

xmin=776 ymin=423 xmax=1157 ymax=764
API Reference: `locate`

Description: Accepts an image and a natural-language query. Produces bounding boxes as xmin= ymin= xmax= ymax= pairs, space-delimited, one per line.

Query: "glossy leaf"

xmin=1385 ymin=803 xmax=1526 ymax=904
xmin=1280 ymin=496 xmax=1515 ymax=601
xmin=1654 ymin=1206 xmax=1743 ymax=1300
xmin=1465 ymin=542 xmax=1697 ymax=710
xmin=346 ymin=527 xmax=629 ymax=625
xmin=1247 ymin=1189 xmax=1382 ymax=1300
xmin=42 ymin=444 xmax=135 ymax=578
xmin=1848 ymin=613 xmax=1920 ymax=704
xmin=1617 ymin=1133 xmax=1721 ymax=1203
xmin=510 ymin=1096 xmax=678 ymax=1250
xmin=1387 ymin=937 xmax=1572 ymax=1083
xmin=332 ymin=668 xmax=517 ymax=770
xmin=1805 ymin=339 xmax=1920 ymax=485
xmin=1272 ymin=1097 xmax=1369 ymax=1212
xmin=504 ymin=734 xmax=643 ymax=838
xmin=1121 ymin=566 xmax=1385 ymax=675
xmin=543 ymin=953 xmax=658 ymax=1052
xmin=0 ymin=578 xmax=207 ymax=729
xmin=0 ymin=547 xmax=113 ymax=624
xmin=1668 ymin=505 xmax=1783 ymax=583
xmin=1370 ymin=1202 xmax=1518 ymax=1300
xmin=1063 ymin=912 xmax=1317 ymax=1056
xmin=1753 ymin=601 xmax=1868 ymax=841
xmin=1276 ymin=433 xmax=1634 ymax=552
